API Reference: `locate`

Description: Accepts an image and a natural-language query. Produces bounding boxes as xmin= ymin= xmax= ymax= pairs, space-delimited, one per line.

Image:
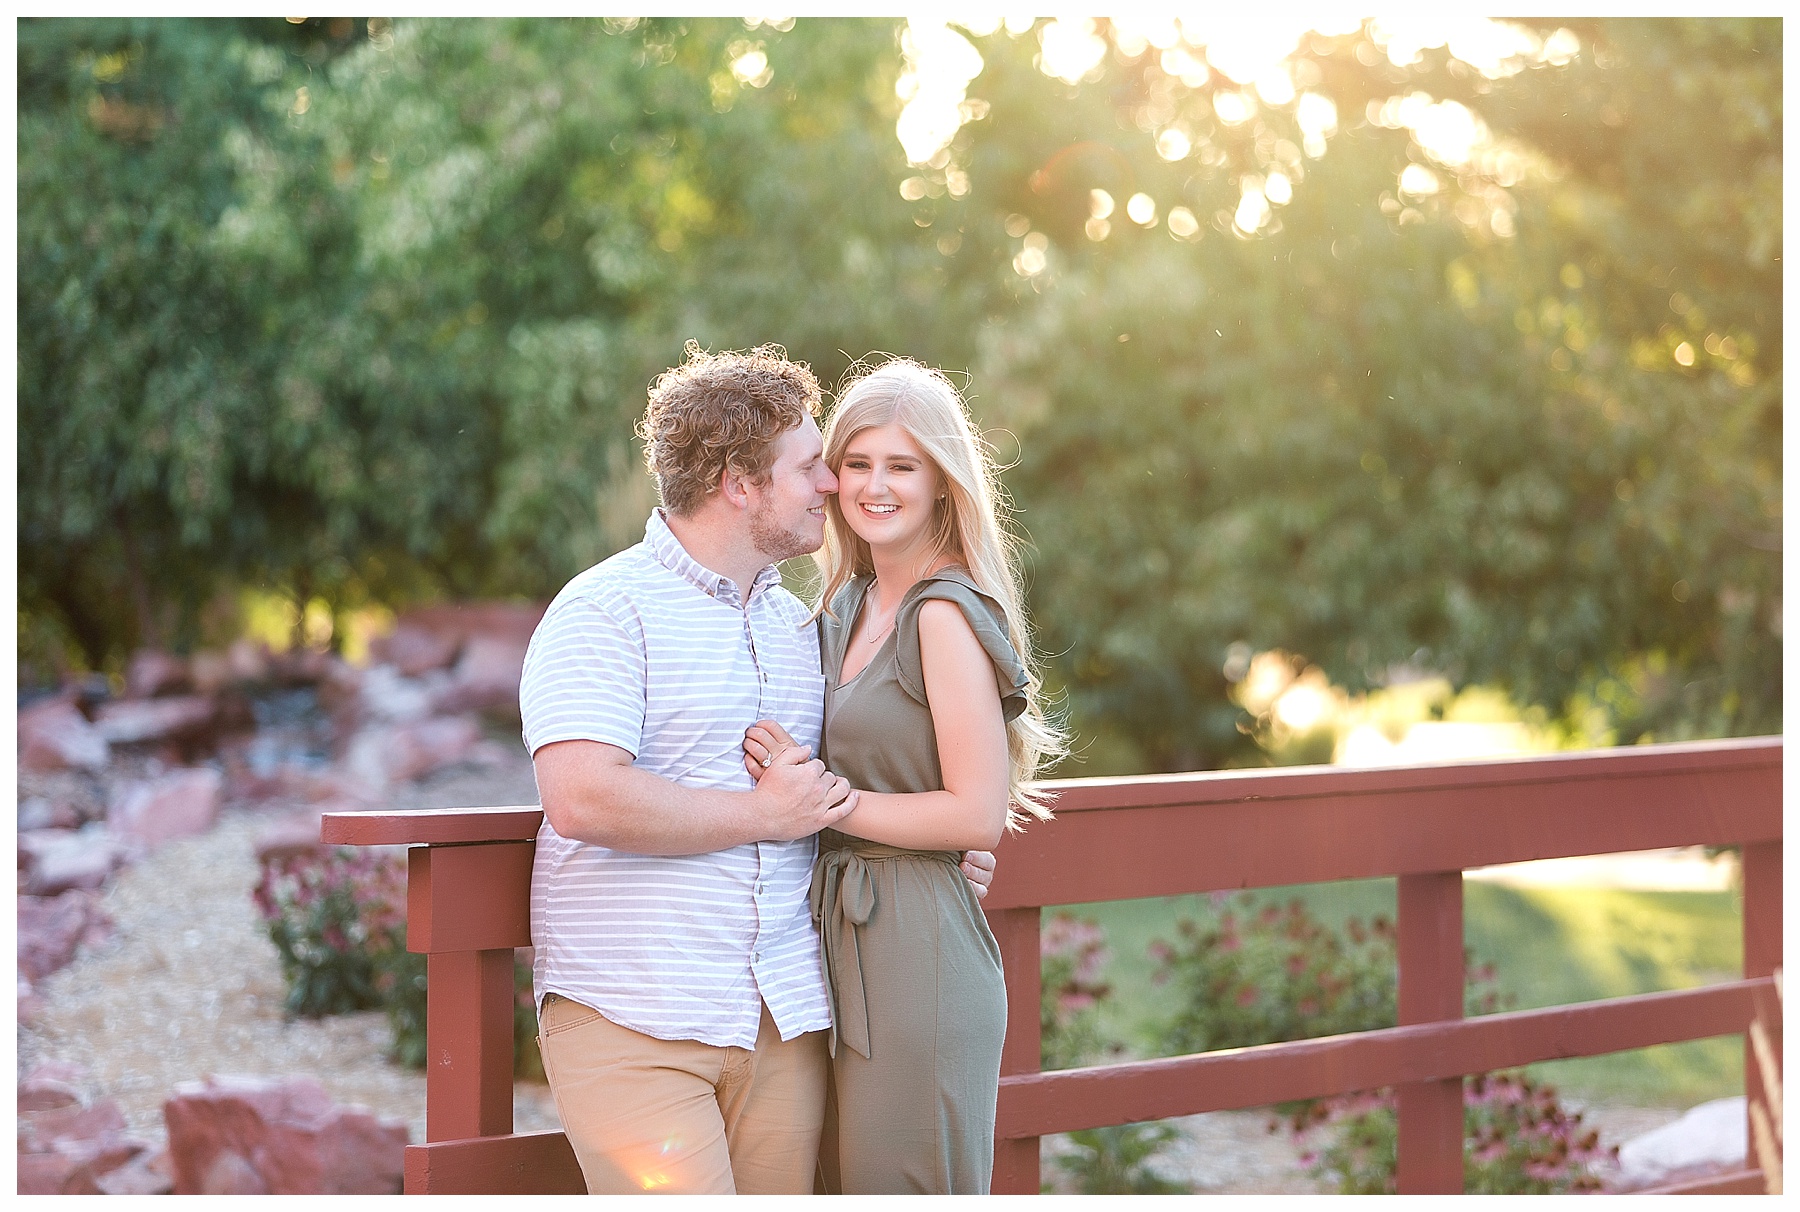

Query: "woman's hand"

xmin=743 ymin=719 xmax=800 ymax=783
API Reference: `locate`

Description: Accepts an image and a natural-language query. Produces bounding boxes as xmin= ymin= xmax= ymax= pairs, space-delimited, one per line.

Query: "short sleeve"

xmin=894 ymin=570 xmax=1029 ymax=723
xmin=519 ymin=594 xmax=647 ymax=757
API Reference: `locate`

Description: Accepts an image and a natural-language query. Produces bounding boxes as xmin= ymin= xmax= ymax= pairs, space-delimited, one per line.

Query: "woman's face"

xmin=835 ymin=423 xmax=943 ymax=559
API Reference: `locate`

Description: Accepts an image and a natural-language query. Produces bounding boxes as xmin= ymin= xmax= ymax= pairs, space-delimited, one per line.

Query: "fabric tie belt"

xmin=809 ymin=837 xmax=960 ymax=1060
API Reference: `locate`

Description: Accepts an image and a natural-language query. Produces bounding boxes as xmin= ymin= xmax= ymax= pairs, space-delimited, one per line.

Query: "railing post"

xmin=990 ymin=906 xmax=1041 ymax=1194
xmin=1396 ymin=871 xmax=1464 ymax=1194
xmin=405 ymin=842 xmax=536 ymax=1147
xmin=1741 ymin=840 xmax=1782 ymax=1173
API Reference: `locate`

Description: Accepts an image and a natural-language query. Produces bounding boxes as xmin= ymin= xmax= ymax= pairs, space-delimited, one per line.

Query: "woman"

xmin=742 ymin=358 xmax=1064 ymax=1194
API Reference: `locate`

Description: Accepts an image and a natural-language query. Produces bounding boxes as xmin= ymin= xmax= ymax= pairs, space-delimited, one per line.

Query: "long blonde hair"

xmin=816 ymin=358 xmax=1066 ymax=828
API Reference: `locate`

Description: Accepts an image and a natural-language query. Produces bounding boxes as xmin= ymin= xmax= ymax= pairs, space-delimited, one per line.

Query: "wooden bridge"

xmin=321 ymin=735 xmax=1781 ymax=1194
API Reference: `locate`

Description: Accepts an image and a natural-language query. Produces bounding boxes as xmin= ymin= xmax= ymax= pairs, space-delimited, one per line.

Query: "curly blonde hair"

xmin=638 ymin=342 xmax=823 ymax=515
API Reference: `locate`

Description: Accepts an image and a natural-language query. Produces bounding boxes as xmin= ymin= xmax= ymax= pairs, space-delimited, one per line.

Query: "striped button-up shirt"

xmin=521 ymin=510 xmax=830 ymax=1048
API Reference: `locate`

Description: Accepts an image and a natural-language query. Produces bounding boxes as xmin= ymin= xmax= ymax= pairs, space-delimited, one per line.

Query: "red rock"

xmin=108 ymin=766 xmax=225 ymax=851
xmin=19 ymin=1098 xmax=127 ymax=1152
xmin=19 ymin=828 xmax=125 ymax=896
xmin=93 ymin=695 xmax=217 ymax=745
xmin=189 ymin=649 xmax=235 ymax=695
xmin=18 ymin=794 xmax=81 ymax=831
xmin=18 ymin=1061 xmax=85 ymax=1113
xmin=251 ymin=808 xmax=329 ymax=863
xmin=17 ymin=889 xmax=115 ymax=981
xmin=49 ymin=1133 xmax=150 ymax=1194
xmin=163 ymin=1074 xmax=407 ymax=1195
xmin=342 ymin=716 xmax=482 ymax=790
xmin=437 ymin=633 xmax=529 ymax=714
xmin=271 ymin=646 xmax=333 ymax=685
xmin=228 ymin=638 xmax=273 ymax=684
xmin=18 ymin=972 xmax=46 ymax=1028
xmin=17 ymin=1150 xmax=80 ymax=1195
xmin=124 ymin=648 xmax=191 ymax=699
xmin=18 ymin=1086 xmax=153 ymax=1195
xmin=18 ymin=699 xmax=110 ymax=773
xmin=95 ymin=1148 xmax=175 ymax=1195
xmin=371 ymin=624 xmax=461 ymax=677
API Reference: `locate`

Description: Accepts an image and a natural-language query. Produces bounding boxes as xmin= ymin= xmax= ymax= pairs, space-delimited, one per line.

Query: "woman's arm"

xmin=747 ymin=599 xmax=1009 ymax=851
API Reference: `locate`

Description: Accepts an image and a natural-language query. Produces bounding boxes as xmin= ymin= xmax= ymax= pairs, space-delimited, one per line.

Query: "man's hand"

xmin=749 ymin=741 xmax=858 ymax=842
xmin=961 ymin=849 xmax=996 ymax=899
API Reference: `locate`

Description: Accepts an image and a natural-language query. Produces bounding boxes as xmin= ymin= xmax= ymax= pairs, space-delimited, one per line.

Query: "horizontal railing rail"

xmin=321 ymin=735 xmax=1781 ymax=1195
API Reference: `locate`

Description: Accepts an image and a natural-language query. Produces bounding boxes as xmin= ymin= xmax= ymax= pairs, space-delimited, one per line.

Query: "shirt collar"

xmin=644 ymin=509 xmax=784 ymax=607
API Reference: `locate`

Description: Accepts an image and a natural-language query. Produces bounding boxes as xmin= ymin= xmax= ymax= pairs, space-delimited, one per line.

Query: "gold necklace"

xmin=862 ymin=582 xmax=899 ymax=645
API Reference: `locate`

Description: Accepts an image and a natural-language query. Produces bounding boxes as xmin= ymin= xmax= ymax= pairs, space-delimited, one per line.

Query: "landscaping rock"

xmin=18 ymin=971 xmax=45 ymax=1028
xmin=17 ymin=889 xmax=115 ymax=981
xmin=95 ymin=1149 xmax=175 ymax=1195
xmin=342 ymin=715 xmax=482 ymax=790
xmin=1614 ymin=1096 xmax=1747 ymax=1189
xmin=18 ymin=1082 xmax=157 ymax=1196
xmin=124 ymin=649 xmax=191 ymax=699
xmin=228 ymin=638 xmax=273 ymax=685
xmin=438 ymin=633 xmax=530 ymax=715
xmin=18 ymin=793 xmax=81 ymax=832
xmin=188 ymin=649 xmax=235 ymax=696
xmin=163 ymin=1073 xmax=408 ymax=1195
xmin=108 ymin=766 xmax=225 ymax=852
xmin=18 ymin=698 xmax=110 ymax=774
xmin=371 ymin=623 xmax=462 ymax=677
xmin=251 ymin=807 xmax=332 ymax=863
xmin=18 ymin=1061 xmax=85 ymax=1113
xmin=93 ymin=695 xmax=217 ymax=745
xmin=357 ymin=664 xmax=452 ymax=725
xmin=19 ymin=826 xmax=126 ymax=896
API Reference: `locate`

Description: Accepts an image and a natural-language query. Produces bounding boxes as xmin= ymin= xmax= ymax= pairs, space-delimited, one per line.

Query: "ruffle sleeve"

xmin=894 ymin=569 xmax=1029 ymax=722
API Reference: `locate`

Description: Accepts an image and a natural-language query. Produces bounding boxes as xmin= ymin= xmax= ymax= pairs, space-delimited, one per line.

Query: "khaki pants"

xmin=538 ymin=994 xmax=828 ymax=1195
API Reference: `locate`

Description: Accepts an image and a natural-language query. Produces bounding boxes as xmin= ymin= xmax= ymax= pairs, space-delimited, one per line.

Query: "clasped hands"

xmin=742 ymin=719 xmax=997 ymax=899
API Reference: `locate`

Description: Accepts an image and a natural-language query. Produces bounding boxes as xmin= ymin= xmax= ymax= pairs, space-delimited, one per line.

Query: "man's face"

xmin=745 ymin=414 xmax=838 ymax=564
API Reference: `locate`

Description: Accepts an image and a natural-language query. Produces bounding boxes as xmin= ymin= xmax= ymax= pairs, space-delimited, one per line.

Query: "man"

xmin=520 ymin=343 xmax=995 ymax=1195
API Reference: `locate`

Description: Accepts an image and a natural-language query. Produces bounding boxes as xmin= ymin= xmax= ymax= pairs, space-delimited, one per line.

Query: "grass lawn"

xmin=1052 ymin=878 xmax=1743 ymax=1108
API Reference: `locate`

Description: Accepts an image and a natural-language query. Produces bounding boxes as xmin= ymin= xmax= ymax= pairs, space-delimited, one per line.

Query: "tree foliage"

xmin=18 ymin=17 xmax=1778 ymax=766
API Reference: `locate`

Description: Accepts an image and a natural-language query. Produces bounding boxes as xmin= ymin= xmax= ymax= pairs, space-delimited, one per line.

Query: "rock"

xmin=355 ymin=664 xmax=452 ymax=725
xmin=251 ymin=808 xmax=331 ymax=863
xmin=18 ymin=793 xmax=81 ymax=831
xmin=372 ymin=601 xmax=547 ymax=677
xmin=189 ymin=649 xmax=235 ymax=696
xmin=18 ymin=698 xmax=110 ymax=773
xmin=19 ymin=826 xmax=127 ymax=896
xmin=228 ymin=638 xmax=273 ymax=685
xmin=271 ymin=646 xmax=333 ymax=686
xmin=437 ymin=633 xmax=529 ymax=715
xmin=124 ymin=648 xmax=191 ymax=699
xmin=1615 ymin=1096 xmax=1747 ymax=1189
xmin=18 ymin=1087 xmax=153 ymax=1196
xmin=342 ymin=716 xmax=482 ymax=791
xmin=19 ymin=1098 xmax=127 ymax=1152
xmin=93 ymin=695 xmax=217 ymax=745
xmin=163 ymin=1073 xmax=408 ymax=1195
xmin=371 ymin=624 xmax=461 ymax=677
xmin=18 ymin=1061 xmax=86 ymax=1113
xmin=18 ymin=971 xmax=46 ymax=1028
xmin=108 ymin=766 xmax=225 ymax=852
xmin=95 ymin=1149 xmax=175 ymax=1195
xmin=17 ymin=889 xmax=115 ymax=981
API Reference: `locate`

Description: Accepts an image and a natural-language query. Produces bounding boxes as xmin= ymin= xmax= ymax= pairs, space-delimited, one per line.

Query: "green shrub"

xmin=1039 ymin=913 xmax=1189 ymax=1194
xmin=1150 ymin=892 xmax=1505 ymax=1058
xmin=1289 ymin=1072 xmax=1616 ymax=1194
xmin=254 ymin=845 xmax=542 ymax=1078
xmin=254 ymin=845 xmax=405 ymax=1018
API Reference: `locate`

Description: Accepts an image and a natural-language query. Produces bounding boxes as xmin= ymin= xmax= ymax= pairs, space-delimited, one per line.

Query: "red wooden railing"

xmin=321 ymin=735 xmax=1781 ymax=1195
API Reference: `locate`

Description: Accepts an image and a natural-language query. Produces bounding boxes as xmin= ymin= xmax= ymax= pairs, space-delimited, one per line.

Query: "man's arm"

xmin=536 ymin=738 xmax=857 ymax=855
